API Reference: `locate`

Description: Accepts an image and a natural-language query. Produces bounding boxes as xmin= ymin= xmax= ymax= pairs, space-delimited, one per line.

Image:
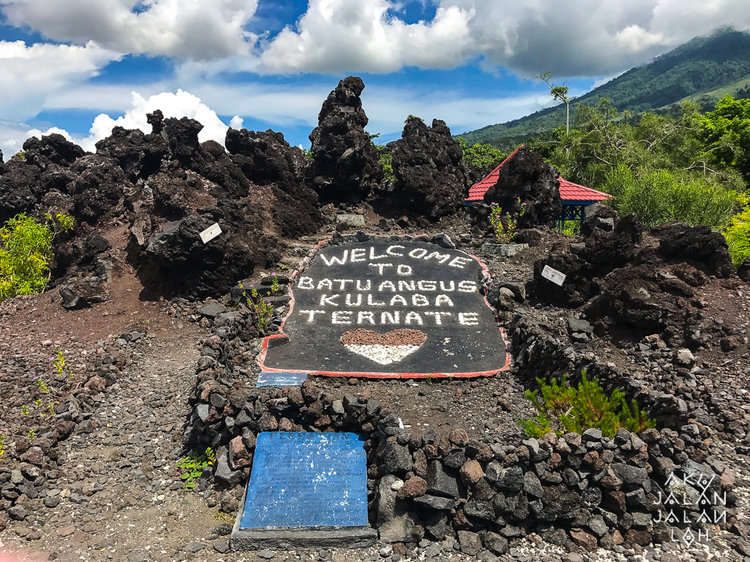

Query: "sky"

xmin=1 ymin=0 xmax=750 ymax=157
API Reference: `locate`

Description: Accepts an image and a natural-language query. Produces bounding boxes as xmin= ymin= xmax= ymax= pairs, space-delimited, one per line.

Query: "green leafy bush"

xmin=699 ymin=94 xmax=750 ymax=181
xmin=489 ymin=199 xmax=526 ymax=243
xmin=0 ymin=212 xmax=73 ymax=302
xmin=176 ymin=447 xmax=216 ymax=489
xmin=724 ymin=198 xmax=750 ymax=266
xmin=602 ymin=165 xmax=741 ymax=229
xmin=239 ymin=283 xmax=274 ymax=333
xmin=457 ymin=136 xmax=507 ymax=173
xmin=520 ymin=371 xmax=655 ymax=438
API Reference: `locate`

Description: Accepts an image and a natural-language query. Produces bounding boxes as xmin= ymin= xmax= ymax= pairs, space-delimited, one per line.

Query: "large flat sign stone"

xmin=259 ymin=236 xmax=509 ymax=378
xmin=232 ymin=432 xmax=376 ymax=549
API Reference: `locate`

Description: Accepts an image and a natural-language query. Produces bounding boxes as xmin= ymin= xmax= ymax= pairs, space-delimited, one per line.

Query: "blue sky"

xmin=1 ymin=0 xmax=749 ymax=155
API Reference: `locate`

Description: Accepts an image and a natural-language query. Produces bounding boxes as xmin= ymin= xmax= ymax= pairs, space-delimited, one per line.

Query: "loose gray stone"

xmin=481 ymin=242 xmax=529 ymax=257
xmin=213 ymin=540 xmax=230 ymax=553
xmin=611 ymin=463 xmax=649 ymax=486
xmin=587 ymin=515 xmax=608 ymax=537
xmin=381 ymin=442 xmax=412 ymax=475
xmin=199 ymin=302 xmax=227 ymax=318
xmin=196 ymin=403 xmax=210 ymax=421
xmin=214 ymin=448 xmax=243 ymax=488
xmin=7 ymin=505 xmax=27 ymax=520
xmin=674 ymin=348 xmax=695 ymax=367
xmin=568 ymin=317 xmax=593 ymax=334
xmin=413 ymin=494 xmax=454 ymax=511
xmin=484 ymin=531 xmax=509 ymax=555
xmin=523 ymin=471 xmax=543 ymax=498
xmin=185 ymin=543 xmax=204 ymax=553
xmin=336 ymin=214 xmax=366 ymax=228
xmin=426 ymin=461 xmax=461 ymax=498
xmin=582 ymin=428 xmax=603 ymax=441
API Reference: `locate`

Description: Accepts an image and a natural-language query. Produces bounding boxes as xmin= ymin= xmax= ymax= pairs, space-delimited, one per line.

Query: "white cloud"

xmin=260 ymin=0 xmax=474 ymax=73
xmin=0 ymin=120 xmax=76 ymax=158
xmin=0 ymin=40 xmax=121 ymax=119
xmin=0 ymin=80 xmax=557 ymax=157
xmin=0 ymin=89 xmax=238 ymax=155
xmin=0 ymin=0 xmax=259 ymax=59
xmin=258 ymin=0 xmax=750 ymax=77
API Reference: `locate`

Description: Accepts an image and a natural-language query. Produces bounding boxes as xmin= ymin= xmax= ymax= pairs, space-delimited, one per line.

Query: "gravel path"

xmin=0 ymin=324 xmax=234 ymax=562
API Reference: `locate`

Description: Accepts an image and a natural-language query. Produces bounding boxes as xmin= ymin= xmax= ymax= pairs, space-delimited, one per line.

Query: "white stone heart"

xmin=343 ymin=344 xmax=422 ymax=365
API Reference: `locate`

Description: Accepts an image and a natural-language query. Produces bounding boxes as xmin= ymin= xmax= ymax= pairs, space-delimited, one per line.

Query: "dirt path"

xmin=0 ymin=323 xmax=241 ymax=561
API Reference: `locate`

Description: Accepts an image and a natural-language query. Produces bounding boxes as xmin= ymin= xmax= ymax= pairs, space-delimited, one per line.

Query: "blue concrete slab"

xmin=239 ymin=432 xmax=368 ymax=529
xmin=256 ymin=371 xmax=307 ymax=387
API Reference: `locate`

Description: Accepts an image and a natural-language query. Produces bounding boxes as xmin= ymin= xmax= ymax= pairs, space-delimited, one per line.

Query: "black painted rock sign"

xmin=260 ymin=237 xmax=509 ymax=378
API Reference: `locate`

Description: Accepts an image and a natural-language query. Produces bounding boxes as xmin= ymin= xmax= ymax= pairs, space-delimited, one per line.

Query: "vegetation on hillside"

xmin=526 ymin=96 xmax=747 ymax=233
xmin=456 ymin=136 xmax=507 ymax=182
xmin=724 ymin=200 xmax=750 ymax=266
xmin=461 ymin=28 xmax=750 ymax=148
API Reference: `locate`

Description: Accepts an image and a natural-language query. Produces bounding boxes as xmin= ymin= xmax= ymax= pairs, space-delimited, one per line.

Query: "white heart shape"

xmin=343 ymin=344 xmax=422 ymax=365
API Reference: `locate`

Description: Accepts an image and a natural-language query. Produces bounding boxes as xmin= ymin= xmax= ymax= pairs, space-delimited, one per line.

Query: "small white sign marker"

xmin=199 ymin=223 xmax=222 ymax=244
xmin=541 ymin=265 xmax=566 ymax=286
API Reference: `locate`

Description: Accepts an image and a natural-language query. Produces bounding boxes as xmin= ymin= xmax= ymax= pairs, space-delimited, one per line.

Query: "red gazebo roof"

xmin=465 ymin=145 xmax=613 ymax=204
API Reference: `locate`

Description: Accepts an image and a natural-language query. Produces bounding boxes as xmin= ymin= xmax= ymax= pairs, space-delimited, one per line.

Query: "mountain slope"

xmin=461 ymin=28 xmax=750 ymax=147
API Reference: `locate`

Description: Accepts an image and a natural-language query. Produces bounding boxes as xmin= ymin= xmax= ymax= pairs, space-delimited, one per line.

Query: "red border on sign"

xmin=257 ymin=233 xmax=511 ymax=379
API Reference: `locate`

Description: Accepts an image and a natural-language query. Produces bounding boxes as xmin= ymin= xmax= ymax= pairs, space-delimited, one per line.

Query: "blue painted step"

xmin=256 ymin=371 xmax=307 ymax=387
xmin=239 ymin=432 xmax=368 ymax=529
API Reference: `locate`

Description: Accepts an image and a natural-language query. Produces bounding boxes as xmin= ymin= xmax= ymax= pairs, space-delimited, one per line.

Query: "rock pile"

xmin=0 ymin=110 xmax=330 ymax=301
xmin=185 ymin=373 xmax=735 ymax=554
xmin=0 ymin=333 xmax=149 ymax=530
xmin=530 ymin=206 xmax=739 ymax=347
xmin=225 ymin=128 xmax=322 ymax=238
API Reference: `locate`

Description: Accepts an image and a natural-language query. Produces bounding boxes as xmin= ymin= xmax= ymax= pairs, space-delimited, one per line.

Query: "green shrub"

xmin=489 ymin=199 xmax=526 ymax=243
xmin=457 ymin=136 xmax=507 ymax=172
xmin=724 ymin=199 xmax=750 ymax=267
xmin=0 ymin=212 xmax=73 ymax=302
xmin=239 ymin=283 xmax=274 ymax=333
xmin=560 ymin=220 xmax=581 ymax=236
xmin=602 ymin=165 xmax=741 ymax=229
xmin=176 ymin=447 xmax=216 ymax=489
xmin=520 ymin=371 xmax=655 ymax=438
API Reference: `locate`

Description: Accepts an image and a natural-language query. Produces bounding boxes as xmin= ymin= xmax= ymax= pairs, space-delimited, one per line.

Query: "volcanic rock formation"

xmin=306 ymin=76 xmax=383 ymax=204
xmin=226 ymin=128 xmax=322 ymax=237
xmin=387 ymin=117 xmax=469 ymax=221
xmin=483 ymin=145 xmax=562 ymax=228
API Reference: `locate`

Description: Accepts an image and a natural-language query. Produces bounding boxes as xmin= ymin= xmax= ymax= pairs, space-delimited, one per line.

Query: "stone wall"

xmin=182 ymin=305 xmax=738 ymax=554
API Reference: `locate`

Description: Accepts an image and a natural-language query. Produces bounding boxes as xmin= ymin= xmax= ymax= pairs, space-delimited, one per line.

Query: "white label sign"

xmin=199 ymin=223 xmax=222 ymax=244
xmin=541 ymin=265 xmax=566 ymax=286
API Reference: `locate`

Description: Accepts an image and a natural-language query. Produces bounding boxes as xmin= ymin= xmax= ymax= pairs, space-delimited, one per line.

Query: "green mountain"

xmin=460 ymin=27 xmax=750 ymax=148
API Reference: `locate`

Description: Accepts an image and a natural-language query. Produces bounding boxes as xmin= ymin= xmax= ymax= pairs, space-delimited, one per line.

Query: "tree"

xmin=699 ymin=94 xmax=750 ymax=181
xmin=537 ymin=72 xmax=572 ymax=134
xmin=456 ymin=137 xmax=507 ymax=183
